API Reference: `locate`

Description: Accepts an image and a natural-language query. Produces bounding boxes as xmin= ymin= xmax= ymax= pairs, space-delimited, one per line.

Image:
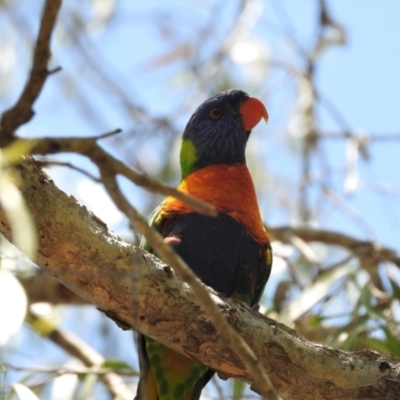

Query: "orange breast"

xmin=161 ymin=164 xmax=269 ymax=245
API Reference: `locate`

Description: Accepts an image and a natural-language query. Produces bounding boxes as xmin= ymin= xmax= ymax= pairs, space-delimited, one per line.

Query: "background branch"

xmin=26 ymin=309 xmax=134 ymax=400
xmin=268 ymin=227 xmax=400 ymax=268
xmin=17 ymin=269 xmax=88 ymax=305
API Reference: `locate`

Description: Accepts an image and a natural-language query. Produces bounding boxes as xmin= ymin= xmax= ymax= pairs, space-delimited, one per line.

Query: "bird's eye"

xmin=209 ymin=108 xmax=222 ymax=119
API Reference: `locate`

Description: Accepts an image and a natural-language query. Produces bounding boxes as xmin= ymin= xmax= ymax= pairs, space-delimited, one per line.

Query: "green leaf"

xmin=308 ymin=315 xmax=325 ymax=326
xmin=12 ymin=383 xmax=40 ymax=400
xmin=1 ymin=139 xmax=38 ymax=166
xmin=389 ymin=278 xmax=400 ymax=301
xmin=232 ymin=378 xmax=246 ymax=400
xmin=340 ymin=332 xmax=357 ymax=351
xmin=383 ymin=327 xmax=400 ymax=357
xmin=358 ymin=337 xmax=391 ymax=355
xmin=359 ymin=285 xmax=383 ymax=319
xmin=74 ymin=372 xmax=98 ymax=400
xmin=0 ymin=174 xmax=37 ymax=260
xmin=102 ymin=359 xmax=134 ymax=371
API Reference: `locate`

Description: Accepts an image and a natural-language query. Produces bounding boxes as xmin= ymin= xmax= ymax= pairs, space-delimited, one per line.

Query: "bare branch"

xmin=16 ymin=136 xmax=217 ymax=217
xmin=268 ymin=226 xmax=400 ymax=268
xmin=0 ymin=0 xmax=62 ymax=144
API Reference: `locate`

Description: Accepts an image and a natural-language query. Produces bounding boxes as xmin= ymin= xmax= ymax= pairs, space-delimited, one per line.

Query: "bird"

xmin=136 ymin=89 xmax=272 ymax=400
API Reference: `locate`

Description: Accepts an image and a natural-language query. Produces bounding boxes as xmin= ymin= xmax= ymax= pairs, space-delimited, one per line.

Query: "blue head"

xmin=180 ymin=89 xmax=268 ymax=179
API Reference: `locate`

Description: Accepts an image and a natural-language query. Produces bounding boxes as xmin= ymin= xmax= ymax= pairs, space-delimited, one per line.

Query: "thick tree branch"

xmin=18 ymin=224 xmax=400 ymax=306
xmin=0 ymin=0 xmax=62 ymax=144
xmin=1 ymin=163 xmax=399 ymax=400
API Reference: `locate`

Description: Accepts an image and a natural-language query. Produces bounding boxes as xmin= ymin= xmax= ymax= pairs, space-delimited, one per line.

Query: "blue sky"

xmin=38 ymin=0 xmax=399 ymax=252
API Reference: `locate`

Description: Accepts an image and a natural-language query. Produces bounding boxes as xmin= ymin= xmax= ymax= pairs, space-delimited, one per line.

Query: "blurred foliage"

xmin=0 ymin=0 xmax=399 ymax=399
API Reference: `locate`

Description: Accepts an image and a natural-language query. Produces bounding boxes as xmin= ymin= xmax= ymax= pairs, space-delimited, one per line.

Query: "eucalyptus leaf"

xmin=12 ymin=383 xmax=40 ymax=400
xmin=0 ymin=174 xmax=37 ymax=260
xmin=389 ymin=278 xmax=400 ymax=301
xmin=233 ymin=378 xmax=246 ymax=400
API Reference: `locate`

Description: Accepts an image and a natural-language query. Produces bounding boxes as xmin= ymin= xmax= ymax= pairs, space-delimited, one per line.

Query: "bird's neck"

xmin=179 ymin=138 xmax=246 ymax=180
xmin=180 ymin=138 xmax=197 ymax=180
xmin=163 ymin=164 xmax=269 ymax=245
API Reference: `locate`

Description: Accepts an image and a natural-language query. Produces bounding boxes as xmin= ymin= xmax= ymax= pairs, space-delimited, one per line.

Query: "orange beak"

xmin=239 ymin=97 xmax=269 ymax=131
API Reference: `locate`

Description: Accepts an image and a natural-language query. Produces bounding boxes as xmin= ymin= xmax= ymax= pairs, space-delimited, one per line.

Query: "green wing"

xmin=140 ymin=203 xmax=165 ymax=253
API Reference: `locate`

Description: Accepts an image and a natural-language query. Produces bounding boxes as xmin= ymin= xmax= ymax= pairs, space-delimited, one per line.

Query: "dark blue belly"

xmin=160 ymin=212 xmax=261 ymax=304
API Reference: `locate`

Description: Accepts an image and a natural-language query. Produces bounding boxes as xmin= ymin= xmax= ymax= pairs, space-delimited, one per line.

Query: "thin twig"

xmin=317 ymin=131 xmax=400 ymax=142
xmin=97 ymin=128 xmax=123 ymax=140
xmin=321 ymin=185 xmax=376 ymax=237
xmin=33 ymin=159 xmax=101 ymax=183
xmin=48 ymin=66 xmax=62 ymax=75
xmin=1 ymin=363 xmax=138 ymax=377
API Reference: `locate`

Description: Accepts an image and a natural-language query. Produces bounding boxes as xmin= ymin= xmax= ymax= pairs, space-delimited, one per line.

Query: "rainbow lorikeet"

xmin=136 ymin=89 xmax=272 ymax=400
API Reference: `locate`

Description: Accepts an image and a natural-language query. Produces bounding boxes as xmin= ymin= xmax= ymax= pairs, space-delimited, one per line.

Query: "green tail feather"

xmin=143 ymin=337 xmax=208 ymax=400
